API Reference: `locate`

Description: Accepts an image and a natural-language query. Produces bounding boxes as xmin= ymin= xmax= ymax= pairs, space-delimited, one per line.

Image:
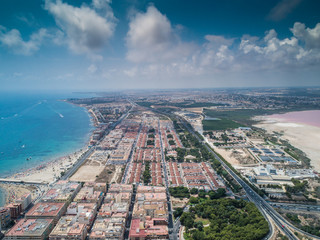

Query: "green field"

xmin=202 ymin=119 xmax=242 ymax=130
xmin=136 ymin=101 xmax=227 ymax=109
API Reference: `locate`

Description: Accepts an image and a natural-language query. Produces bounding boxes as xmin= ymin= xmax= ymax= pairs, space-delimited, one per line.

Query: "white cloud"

xmin=45 ymin=0 xmax=116 ymax=54
xmin=88 ymin=64 xmax=98 ymax=73
xmin=126 ymin=5 xmax=195 ymax=63
xmin=291 ymin=22 xmax=320 ymax=49
xmin=124 ymin=67 xmax=137 ymax=77
xmin=0 ymin=27 xmax=47 ymax=55
xmin=267 ymin=0 xmax=302 ymax=21
xmin=124 ymin=16 xmax=320 ymax=84
xmin=239 ymin=25 xmax=320 ymax=69
xmin=197 ymin=35 xmax=235 ymax=69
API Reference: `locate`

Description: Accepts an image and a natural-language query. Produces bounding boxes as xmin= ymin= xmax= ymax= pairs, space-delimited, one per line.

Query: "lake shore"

xmin=254 ymin=111 xmax=320 ymax=172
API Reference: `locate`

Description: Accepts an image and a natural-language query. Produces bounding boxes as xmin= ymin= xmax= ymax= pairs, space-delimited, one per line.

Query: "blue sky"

xmin=1 ymin=0 xmax=320 ymax=91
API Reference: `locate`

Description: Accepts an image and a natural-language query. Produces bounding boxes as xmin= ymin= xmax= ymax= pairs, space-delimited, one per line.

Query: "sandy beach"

xmin=10 ymin=148 xmax=88 ymax=183
xmin=0 ymin=147 xmax=88 ymax=207
xmin=0 ymin=102 xmax=95 ymax=207
xmin=254 ymin=115 xmax=320 ymax=172
xmin=0 ymin=183 xmax=37 ymax=205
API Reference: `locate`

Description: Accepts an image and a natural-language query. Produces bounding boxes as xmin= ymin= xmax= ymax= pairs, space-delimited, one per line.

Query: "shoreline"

xmin=253 ymin=110 xmax=320 ymax=172
xmin=0 ymin=101 xmax=96 ymax=207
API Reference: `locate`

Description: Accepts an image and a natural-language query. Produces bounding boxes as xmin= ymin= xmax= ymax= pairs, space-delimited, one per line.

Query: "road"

xmin=61 ymin=111 xmax=130 ymax=181
xmin=158 ymin=119 xmax=174 ymax=239
xmin=121 ymin=123 xmax=142 ymax=184
xmin=178 ymin=117 xmax=320 ymax=240
xmin=173 ymin=205 xmax=189 ymax=240
xmin=268 ymin=202 xmax=320 ymax=212
xmin=60 ymin=146 xmax=95 ymax=180
xmin=124 ymin=186 xmax=137 ymax=240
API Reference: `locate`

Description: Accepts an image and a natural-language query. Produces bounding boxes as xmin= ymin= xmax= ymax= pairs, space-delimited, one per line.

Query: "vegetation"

xmin=285 ymin=179 xmax=308 ymax=194
xmin=176 ymin=148 xmax=187 ymax=162
xmin=208 ymin=143 xmax=267 ymax=196
xmin=173 ymin=208 xmax=184 ymax=218
xmin=169 ymin=186 xmax=190 ymax=198
xmin=282 ymin=140 xmax=311 ymax=167
xmin=284 ymin=212 xmax=320 ymax=237
xmin=143 ymin=162 xmax=151 ymax=184
xmin=189 ymin=196 xmax=199 ymax=204
xmin=190 ymin=188 xmax=199 ymax=194
xmin=203 ymin=108 xmax=274 ymax=126
xmin=202 ymin=119 xmax=242 ymax=131
xmin=208 ymin=188 xmax=226 ymax=199
xmin=181 ymin=198 xmax=269 ymax=240
xmin=147 ymin=139 xmax=155 ymax=146
xmin=286 ymin=213 xmax=301 ymax=224
xmin=136 ymin=100 xmax=227 ymax=109
xmin=167 ymin=134 xmax=173 ymax=138
xmin=171 ymin=118 xmax=243 ymax=193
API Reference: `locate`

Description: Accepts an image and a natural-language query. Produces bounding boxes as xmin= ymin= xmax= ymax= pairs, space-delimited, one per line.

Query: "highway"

xmin=179 ymin=116 xmax=320 ymax=240
xmin=134 ymin=106 xmax=320 ymax=240
xmin=268 ymin=202 xmax=320 ymax=212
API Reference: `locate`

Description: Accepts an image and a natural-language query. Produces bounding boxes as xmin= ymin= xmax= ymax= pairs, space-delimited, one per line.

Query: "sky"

xmin=0 ymin=0 xmax=320 ymax=91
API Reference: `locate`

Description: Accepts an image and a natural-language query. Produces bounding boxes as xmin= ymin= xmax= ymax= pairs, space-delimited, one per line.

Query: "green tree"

xmin=173 ymin=208 xmax=183 ymax=218
xmin=194 ymin=221 xmax=204 ymax=231
xmin=189 ymin=196 xmax=199 ymax=204
xmin=192 ymin=230 xmax=205 ymax=240
xmin=190 ymin=188 xmax=199 ymax=194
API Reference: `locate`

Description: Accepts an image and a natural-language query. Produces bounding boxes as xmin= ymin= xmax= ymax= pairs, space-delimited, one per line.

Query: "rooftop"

xmin=129 ymin=218 xmax=168 ymax=238
xmin=50 ymin=216 xmax=87 ymax=237
xmin=90 ymin=218 xmax=125 ymax=239
xmin=26 ymin=202 xmax=65 ymax=218
xmin=5 ymin=219 xmax=53 ymax=237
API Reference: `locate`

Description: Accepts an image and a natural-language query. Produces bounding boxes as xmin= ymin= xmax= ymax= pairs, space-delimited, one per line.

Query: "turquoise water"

xmin=0 ymin=92 xmax=94 ymax=206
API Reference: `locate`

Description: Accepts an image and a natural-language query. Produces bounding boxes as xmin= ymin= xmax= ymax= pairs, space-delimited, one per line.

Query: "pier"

xmin=0 ymin=178 xmax=47 ymax=185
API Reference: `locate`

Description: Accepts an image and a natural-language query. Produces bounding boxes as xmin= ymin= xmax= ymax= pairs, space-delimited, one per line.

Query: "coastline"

xmin=0 ymin=101 xmax=96 ymax=207
xmin=254 ymin=111 xmax=320 ymax=172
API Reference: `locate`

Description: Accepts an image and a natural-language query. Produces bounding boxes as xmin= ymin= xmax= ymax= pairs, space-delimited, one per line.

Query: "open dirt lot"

xmin=70 ymin=165 xmax=105 ymax=182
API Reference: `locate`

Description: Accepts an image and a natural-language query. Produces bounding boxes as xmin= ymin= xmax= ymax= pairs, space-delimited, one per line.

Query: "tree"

xmin=198 ymin=190 xmax=206 ymax=198
xmin=189 ymin=196 xmax=199 ymax=204
xmin=192 ymin=230 xmax=205 ymax=240
xmin=169 ymin=186 xmax=190 ymax=198
xmin=183 ymin=198 xmax=269 ymax=240
xmin=190 ymin=188 xmax=199 ymax=194
xmin=143 ymin=162 xmax=151 ymax=184
xmin=194 ymin=221 xmax=204 ymax=231
xmin=180 ymin=212 xmax=195 ymax=230
xmin=209 ymin=188 xmax=226 ymax=199
xmin=173 ymin=208 xmax=183 ymax=218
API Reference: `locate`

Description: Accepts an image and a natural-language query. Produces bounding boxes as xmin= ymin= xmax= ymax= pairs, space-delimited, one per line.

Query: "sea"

xmin=0 ymin=92 xmax=95 ymax=206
